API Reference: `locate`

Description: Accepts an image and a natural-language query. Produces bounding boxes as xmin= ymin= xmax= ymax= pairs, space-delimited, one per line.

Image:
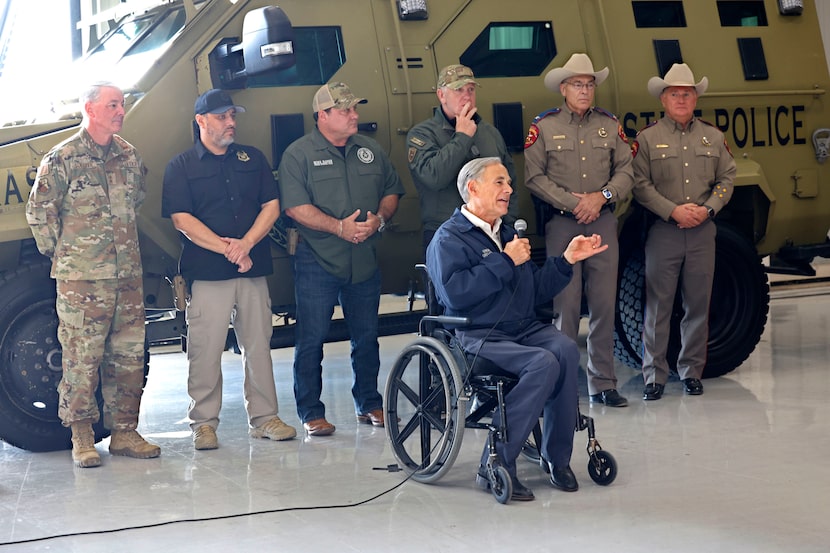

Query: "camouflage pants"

xmin=55 ymin=277 xmax=146 ymax=430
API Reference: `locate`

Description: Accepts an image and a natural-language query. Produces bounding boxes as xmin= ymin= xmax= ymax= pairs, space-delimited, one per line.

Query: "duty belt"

xmin=555 ymin=203 xmax=615 ymax=219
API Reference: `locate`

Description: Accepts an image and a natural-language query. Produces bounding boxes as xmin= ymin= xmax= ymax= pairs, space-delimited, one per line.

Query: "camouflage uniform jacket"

xmin=26 ymin=128 xmax=147 ymax=280
xmin=407 ymin=108 xmax=517 ymax=231
xmin=632 ymin=116 xmax=735 ymax=221
xmin=524 ymin=105 xmax=633 ymax=212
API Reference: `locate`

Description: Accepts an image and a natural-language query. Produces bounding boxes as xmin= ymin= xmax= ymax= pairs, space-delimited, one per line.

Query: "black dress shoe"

xmin=509 ymin=475 xmax=535 ymax=501
xmin=476 ymin=467 xmax=534 ymax=501
xmin=549 ymin=465 xmax=579 ymax=492
xmin=589 ymin=389 xmax=629 ymax=407
xmin=682 ymin=378 xmax=704 ymax=395
xmin=643 ymin=383 xmax=665 ymax=401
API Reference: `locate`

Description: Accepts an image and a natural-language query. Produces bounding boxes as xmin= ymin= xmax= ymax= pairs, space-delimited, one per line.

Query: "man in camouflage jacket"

xmin=26 ymin=82 xmax=160 ymax=467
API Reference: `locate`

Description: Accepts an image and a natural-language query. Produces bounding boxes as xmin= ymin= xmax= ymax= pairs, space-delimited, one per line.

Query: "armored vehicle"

xmin=0 ymin=0 xmax=826 ymax=451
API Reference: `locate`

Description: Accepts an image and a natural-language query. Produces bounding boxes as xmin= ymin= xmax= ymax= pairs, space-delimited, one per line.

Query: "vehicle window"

xmin=459 ymin=21 xmax=555 ymax=78
xmin=86 ymin=14 xmax=156 ymax=62
xmin=81 ymin=7 xmax=189 ymax=91
xmin=632 ymin=1 xmax=687 ymax=28
xmin=653 ymin=39 xmax=683 ymax=77
xmin=717 ymin=1 xmax=768 ymax=26
xmin=738 ymin=37 xmax=768 ymax=79
xmin=248 ymin=27 xmax=345 ymax=88
xmin=126 ymin=8 xmax=188 ymax=55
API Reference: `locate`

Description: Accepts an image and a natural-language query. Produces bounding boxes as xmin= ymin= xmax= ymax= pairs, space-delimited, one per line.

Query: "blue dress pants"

xmin=458 ymin=320 xmax=579 ymax=475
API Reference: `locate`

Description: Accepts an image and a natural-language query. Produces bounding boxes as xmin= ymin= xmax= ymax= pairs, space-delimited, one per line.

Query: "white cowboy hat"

xmin=543 ymin=53 xmax=609 ymax=92
xmin=647 ymin=63 xmax=708 ymax=98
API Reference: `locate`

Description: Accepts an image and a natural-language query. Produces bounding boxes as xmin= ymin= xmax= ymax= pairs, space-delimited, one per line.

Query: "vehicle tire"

xmin=614 ymin=223 xmax=768 ymax=378
xmin=0 ymin=261 xmax=150 ymax=452
xmin=613 ymin=248 xmax=646 ymax=370
xmin=700 ymin=224 xmax=769 ymax=377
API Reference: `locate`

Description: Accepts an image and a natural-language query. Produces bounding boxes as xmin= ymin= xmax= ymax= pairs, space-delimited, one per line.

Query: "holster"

xmin=171 ymin=274 xmax=189 ymax=311
xmin=287 ymin=227 xmax=299 ymax=255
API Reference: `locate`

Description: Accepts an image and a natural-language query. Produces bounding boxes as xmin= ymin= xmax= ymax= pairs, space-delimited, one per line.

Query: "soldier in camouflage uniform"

xmin=26 ymin=82 xmax=160 ymax=467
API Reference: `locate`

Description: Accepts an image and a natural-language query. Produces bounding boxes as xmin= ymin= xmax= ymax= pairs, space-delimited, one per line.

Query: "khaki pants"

xmin=185 ymin=277 xmax=278 ymax=430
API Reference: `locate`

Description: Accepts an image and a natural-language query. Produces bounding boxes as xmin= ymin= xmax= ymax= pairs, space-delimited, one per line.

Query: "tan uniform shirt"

xmin=632 ymin=116 xmax=736 ymax=221
xmin=524 ymin=105 xmax=633 ymax=211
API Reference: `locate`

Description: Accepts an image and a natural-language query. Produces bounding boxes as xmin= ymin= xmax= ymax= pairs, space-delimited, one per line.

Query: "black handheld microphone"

xmin=514 ymin=218 xmax=528 ymax=239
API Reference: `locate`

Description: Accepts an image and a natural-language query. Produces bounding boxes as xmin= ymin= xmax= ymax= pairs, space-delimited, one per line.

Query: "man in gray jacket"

xmin=407 ymin=64 xmax=517 ymax=252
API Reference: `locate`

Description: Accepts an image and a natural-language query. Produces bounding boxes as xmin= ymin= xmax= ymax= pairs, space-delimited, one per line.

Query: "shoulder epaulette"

xmin=636 ymin=120 xmax=659 ymax=136
xmin=593 ymin=106 xmax=619 ymax=122
xmin=698 ymin=119 xmax=719 ymax=129
xmin=525 ymin=108 xmax=561 ymax=149
xmin=531 ymin=108 xmax=561 ymax=125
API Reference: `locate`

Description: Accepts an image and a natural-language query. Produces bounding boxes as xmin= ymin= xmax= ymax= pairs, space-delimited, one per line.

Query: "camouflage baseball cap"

xmin=437 ymin=64 xmax=479 ymax=90
xmin=312 ymin=82 xmax=368 ymax=112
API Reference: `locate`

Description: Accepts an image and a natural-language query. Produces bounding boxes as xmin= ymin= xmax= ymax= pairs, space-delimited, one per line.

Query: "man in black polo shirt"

xmin=162 ymin=89 xmax=296 ymax=450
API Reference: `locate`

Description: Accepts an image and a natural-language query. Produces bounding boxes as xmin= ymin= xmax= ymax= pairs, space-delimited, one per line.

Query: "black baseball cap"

xmin=194 ymin=89 xmax=246 ymax=115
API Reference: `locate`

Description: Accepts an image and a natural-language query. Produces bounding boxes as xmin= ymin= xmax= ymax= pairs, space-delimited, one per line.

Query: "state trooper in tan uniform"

xmin=26 ymin=82 xmax=160 ymax=467
xmin=525 ymin=53 xmax=633 ymax=407
xmin=632 ymin=63 xmax=736 ymax=400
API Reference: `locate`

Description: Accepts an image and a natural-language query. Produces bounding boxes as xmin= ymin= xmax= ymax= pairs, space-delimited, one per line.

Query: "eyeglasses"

xmin=565 ymin=81 xmax=596 ymax=91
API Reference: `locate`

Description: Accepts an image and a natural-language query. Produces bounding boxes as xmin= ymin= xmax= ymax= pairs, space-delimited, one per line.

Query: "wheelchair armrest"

xmin=421 ymin=315 xmax=471 ymax=327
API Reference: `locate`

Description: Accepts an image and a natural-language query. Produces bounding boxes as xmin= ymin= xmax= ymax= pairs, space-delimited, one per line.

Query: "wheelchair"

xmin=383 ymin=266 xmax=618 ymax=504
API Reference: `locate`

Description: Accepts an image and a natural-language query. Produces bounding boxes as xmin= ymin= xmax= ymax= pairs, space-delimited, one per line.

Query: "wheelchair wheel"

xmin=384 ymin=336 xmax=466 ymax=484
xmin=490 ymin=464 xmax=512 ymax=505
xmin=587 ymin=449 xmax=617 ymax=485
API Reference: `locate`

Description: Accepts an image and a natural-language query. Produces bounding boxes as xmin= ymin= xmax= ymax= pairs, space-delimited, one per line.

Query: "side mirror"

xmin=209 ymin=6 xmax=296 ymax=88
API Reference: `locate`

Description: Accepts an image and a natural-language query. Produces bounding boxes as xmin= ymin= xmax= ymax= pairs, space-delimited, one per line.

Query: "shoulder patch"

xmin=530 ymin=107 xmax=561 ymax=125
xmin=524 ymin=123 xmax=540 ymax=149
xmin=631 ymin=140 xmax=640 ymax=158
xmin=698 ymin=119 xmax=733 ymax=156
xmin=593 ymin=106 xmax=619 ymax=122
xmin=617 ymin=124 xmax=629 ymax=144
xmin=723 ymin=137 xmax=733 ymax=157
xmin=409 ymin=136 xmax=427 ymax=148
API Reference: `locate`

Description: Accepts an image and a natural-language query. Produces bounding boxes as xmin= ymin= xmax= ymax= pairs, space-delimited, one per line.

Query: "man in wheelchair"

xmin=426 ymin=157 xmax=608 ymax=501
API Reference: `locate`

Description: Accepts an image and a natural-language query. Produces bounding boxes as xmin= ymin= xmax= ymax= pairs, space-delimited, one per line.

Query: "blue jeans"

xmin=292 ymin=243 xmax=382 ymax=423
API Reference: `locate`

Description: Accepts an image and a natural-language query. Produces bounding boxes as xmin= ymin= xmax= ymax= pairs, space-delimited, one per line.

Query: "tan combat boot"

xmin=70 ymin=423 xmax=101 ymax=468
xmin=109 ymin=429 xmax=161 ymax=459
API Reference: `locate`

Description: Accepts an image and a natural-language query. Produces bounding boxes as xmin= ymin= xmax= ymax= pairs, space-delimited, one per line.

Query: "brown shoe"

xmin=109 ymin=430 xmax=161 ymax=459
xmin=193 ymin=425 xmax=219 ymax=450
xmin=250 ymin=416 xmax=297 ymax=441
xmin=356 ymin=409 xmax=384 ymax=427
xmin=71 ymin=423 xmax=101 ymax=468
xmin=303 ymin=418 xmax=336 ymax=436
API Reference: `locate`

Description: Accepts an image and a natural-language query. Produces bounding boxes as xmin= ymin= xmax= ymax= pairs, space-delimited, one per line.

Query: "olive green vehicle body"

xmin=0 ymin=0 xmax=826 ymax=450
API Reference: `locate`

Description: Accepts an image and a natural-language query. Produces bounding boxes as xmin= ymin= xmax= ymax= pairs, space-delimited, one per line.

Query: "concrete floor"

xmin=1 ymin=286 xmax=829 ymax=552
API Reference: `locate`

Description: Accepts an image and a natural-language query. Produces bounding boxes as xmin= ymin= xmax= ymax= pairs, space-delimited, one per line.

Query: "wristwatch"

xmin=706 ymin=206 xmax=715 ymax=219
xmin=377 ymin=215 xmax=387 ymax=233
xmin=601 ymin=188 xmax=613 ymax=202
